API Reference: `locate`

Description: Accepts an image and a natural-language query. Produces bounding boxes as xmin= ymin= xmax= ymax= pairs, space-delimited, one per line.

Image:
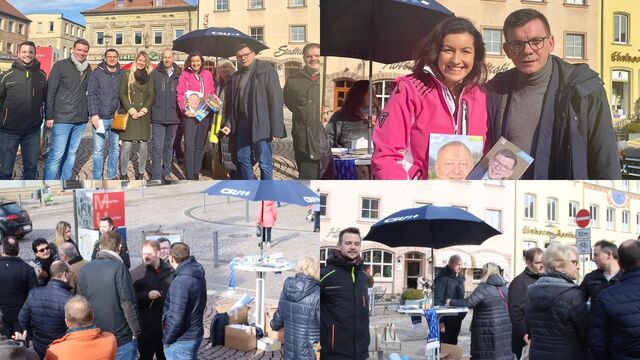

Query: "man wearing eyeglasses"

xmin=221 ymin=43 xmax=286 ymax=180
xmin=487 ymin=8 xmax=620 ymax=180
xmin=468 ymin=148 xmax=518 ymax=180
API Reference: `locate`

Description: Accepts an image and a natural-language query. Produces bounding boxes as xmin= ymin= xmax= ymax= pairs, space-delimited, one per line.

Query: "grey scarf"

xmin=71 ymin=54 xmax=89 ymax=73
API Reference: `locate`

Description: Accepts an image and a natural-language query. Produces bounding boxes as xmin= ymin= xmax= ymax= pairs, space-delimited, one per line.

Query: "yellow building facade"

xmin=601 ymin=0 xmax=640 ymax=124
xmin=27 ymin=13 xmax=85 ymax=58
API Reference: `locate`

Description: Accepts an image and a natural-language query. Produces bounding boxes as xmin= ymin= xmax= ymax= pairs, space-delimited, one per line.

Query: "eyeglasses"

xmin=506 ymin=34 xmax=550 ymax=53
xmin=236 ymin=51 xmax=254 ymax=59
xmin=37 ymin=246 xmax=50 ymax=253
xmin=490 ymin=157 xmax=514 ymax=171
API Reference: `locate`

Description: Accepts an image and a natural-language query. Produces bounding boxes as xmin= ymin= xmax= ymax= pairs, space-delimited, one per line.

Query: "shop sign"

xmin=274 ymin=45 xmax=304 ymax=57
xmin=522 ymin=225 xmax=575 ymax=239
xmin=612 ymin=70 xmax=629 ymax=82
xmin=611 ymin=51 xmax=640 ymax=63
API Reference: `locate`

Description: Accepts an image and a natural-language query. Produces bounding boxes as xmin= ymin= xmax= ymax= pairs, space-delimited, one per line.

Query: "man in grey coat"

xmin=151 ymin=49 xmax=182 ymax=181
xmin=44 ymin=39 xmax=92 ymax=180
xmin=222 ymin=43 xmax=286 ymax=180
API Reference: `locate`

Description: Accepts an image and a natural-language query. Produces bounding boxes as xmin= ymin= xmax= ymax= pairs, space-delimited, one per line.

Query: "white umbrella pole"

xmin=367 ymin=60 xmax=373 ymax=154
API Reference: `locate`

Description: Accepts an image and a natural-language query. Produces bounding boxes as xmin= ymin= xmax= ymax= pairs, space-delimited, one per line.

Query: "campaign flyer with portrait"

xmin=466 ymin=136 xmax=534 ymax=180
xmin=185 ymin=91 xmax=222 ymax=122
xmin=428 ymin=134 xmax=483 ymax=180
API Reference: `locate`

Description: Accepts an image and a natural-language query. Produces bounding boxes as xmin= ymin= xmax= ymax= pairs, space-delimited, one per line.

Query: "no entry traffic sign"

xmin=576 ymin=209 xmax=590 ymax=228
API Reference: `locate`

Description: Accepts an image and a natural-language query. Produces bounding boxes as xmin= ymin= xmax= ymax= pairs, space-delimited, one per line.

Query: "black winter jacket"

xmin=226 ymin=60 xmax=286 ymax=142
xmin=131 ymin=260 xmax=174 ymax=340
xmin=87 ymin=61 xmax=123 ymax=119
xmin=151 ymin=63 xmax=181 ymax=125
xmin=433 ymin=265 xmax=466 ymax=306
xmin=18 ymin=279 xmax=71 ymax=358
xmin=320 ymin=253 xmax=369 ymax=360
xmin=271 ymin=274 xmax=320 ymax=360
xmin=508 ymin=267 xmax=540 ymax=341
xmin=0 ymin=60 xmax=46 ymax=135
xmin=0 ymin=256 xmax=38 ymax=323
xmin=526 ymin=272 xmax=589 ymax=360
xmin=449 ymin=274 xmax=512 ymax=360
xmin=46 ymin=57 xmax=91 ymax=123
xmin=580 ymin=268 xmax=621 ymax=307
xmin=590 ymin=267 xmax=640 ymax=360
xmin=487 ymin=55 xmax=620 ymax=179
xmin=162 ymin=256 xmax=207 ymax=345
xmin=91 ymin=233 xmax=130 ymax=269
xmin=284 ymin=67 xmax=321 ymax=163
xmin=77 ymin=250 xmax=141 ymax=347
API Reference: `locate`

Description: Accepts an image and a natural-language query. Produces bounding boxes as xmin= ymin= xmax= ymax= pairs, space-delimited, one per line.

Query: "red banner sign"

xmin=92 ymin=192 xmax=125 ymax=229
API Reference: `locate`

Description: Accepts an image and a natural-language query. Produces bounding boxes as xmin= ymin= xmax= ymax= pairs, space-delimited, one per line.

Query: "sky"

xmin=12 ymin=0 xmax=197 ymax=25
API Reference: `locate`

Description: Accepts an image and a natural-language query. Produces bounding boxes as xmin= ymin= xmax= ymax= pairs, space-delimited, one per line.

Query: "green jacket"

xmin=119 ymin=70 xmax=154 ymax=141
xmin=283 ymin=67 xmax=320 ymax=160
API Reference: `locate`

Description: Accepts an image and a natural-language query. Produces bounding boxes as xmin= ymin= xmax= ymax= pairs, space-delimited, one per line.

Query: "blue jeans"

xmin=237 ymin=140 xmax=273 ymax=180
xmin=44 ymin=122 xmax=87 ymax=180
xmin=163 ymin=339 xmax=201 ymax=360
xmin=116 ymin=339 xmax=138 ymax=360
xmin=0 ymin=129 xmax=40 ymax=179
xmin=92 ymin=118 xmax=120 ymax=179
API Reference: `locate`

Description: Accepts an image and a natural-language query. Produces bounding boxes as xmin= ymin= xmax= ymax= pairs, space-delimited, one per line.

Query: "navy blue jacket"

xmin=271 ymin=274 xmax=320 ymax=360
xmin=151 ymin=63 xmax=181 ymax=125
xmin=590 ymin=267 xmax=640 ymax=360
xmin=87 ymin=61 xmax=123 ymax=119
xmin=18 ymin=279 xmax=72 ymax=358
xmin=162 ymin=256 xmax=206 ymax=344
xmin=0 ymin=256 xmax=38 ymax=323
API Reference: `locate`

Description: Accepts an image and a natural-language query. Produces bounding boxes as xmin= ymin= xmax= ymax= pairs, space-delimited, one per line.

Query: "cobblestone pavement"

xmin=10 ymin=112 xmax=298 ymax=180
xmin=12 ymin=181 xmax=317 ymax=359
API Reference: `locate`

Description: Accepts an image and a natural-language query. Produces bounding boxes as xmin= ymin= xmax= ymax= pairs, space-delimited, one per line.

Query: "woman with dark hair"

xmin=372 ymin=17 xmax=490 ymax=179
xmin=325 ymin=80 xmax=379 ymax=148
xmin=176 ymin=52 xmax=216 ymax=180
xmin=119 ymin=51 xmax=155 ymax=180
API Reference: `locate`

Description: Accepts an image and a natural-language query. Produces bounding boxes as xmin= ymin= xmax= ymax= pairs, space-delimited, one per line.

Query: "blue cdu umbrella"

xmin=172 ymin=27 xmax=268 ymax=57
xmin=203 ymin=180 xmax=319 ymax=206
xmin=364 ymin=205 xmax=501 ymax=281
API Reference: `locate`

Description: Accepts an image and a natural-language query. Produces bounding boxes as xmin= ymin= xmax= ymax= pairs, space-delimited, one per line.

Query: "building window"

xmin=622 ymin=211 xmax=630 ymax=232
xmin=320 ymin=248 xmax=336 ymax=267
xmin=250 ymin=27 xmax=264 ymax=43
xmin=48 ymin=21 xmax=54 ymax=32
xmin=290 ymin=25 xmax=306 ymax=43
xmin=134 ymin=31 xmax=142 ymax=45
xmin=564 ymin=33 xmax=584 ymax=59
xmin=96 ymin=31 xmax=104 ymax=45
xmin=483 ymin=28 xmax=502 ymax=55
xmin=320 ymin=193 xmax=327 ymax=216
xmin=636 ymin=213 xmax=640 ymax=234
xmin=62 ymin=46 xmax=66 ymax=55
xmin=590 ymin=204 xmax=599 ymax=228
xmin=565 ymin=0 xmax=585 ymax=4
xmin=289 ymin=0 xmax=305 ymax=6
xmin=215 ymin=0 xmax=229 ymax=11
xmin=607 ymin=208 xmax=615 ymax=230
xmin=362 ymin=249 xmax=393 ymax=280
xmin=37 ymin=22 xmax=42 ymax=33
xmin=372 ymin=80 xmax=395 ymax=111
xmin=154 ymin=0 xmax=164 ymax=5
xmin=614 ymin=13 xmax=629 ymax=44
xmin=612 ymin=69 xmax=630 ymax=118
xmin=174 ymin=29 xmax=184 ymax=40
xmin=361 ymin=197 xmax=380 ymax=220
xmin=64 ymin=23 xmax=69 ymax=34
xmin=622 ymin=180 xmax=630 ymax=191
xmin=154 ymin=30 xmax=163 ymax=44
xmin=6 ymin=42 xmax=13 ymax=54
xmin=8 ymin=21 xmax=14 ymax=33
xmin=116 ymin=0 xmax=124 ymax=7
xmin=485 ymin=209 xmax=501 ymax=231
xmin=17 ymin=23 xmax=23 ymax=35
xmin=249 ymin=0 xmax=264 ymax=9
xmin=524 ymin=194 xmax=536 ymax=219
xmin=115 ymin=31 xmax=123 ymax=45
xmin=568 ymin=201 xmax=578 ymax=224
xmin=547 ymin=198 xmax=557 ymax=222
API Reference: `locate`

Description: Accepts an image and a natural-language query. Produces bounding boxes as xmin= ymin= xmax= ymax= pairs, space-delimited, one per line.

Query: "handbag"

xmin=112 ymin=111 xmax=129 ymax=131
xmin=256 ymin=225 xmax=262 ymax=237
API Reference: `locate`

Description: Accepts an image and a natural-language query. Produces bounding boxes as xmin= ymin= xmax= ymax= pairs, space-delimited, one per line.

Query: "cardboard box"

xmin=257 ymin=337 xmax=281 ymax=352
xmin=264 ymin=306 xmax=285 ymax=343
xmin=224 ymin=325 xmax=256 ymax=352
xmin=215 ymin=303 xmax=249 ymax=325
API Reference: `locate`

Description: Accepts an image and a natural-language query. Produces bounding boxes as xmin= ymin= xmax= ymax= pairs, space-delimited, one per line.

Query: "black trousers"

xmin=182 ymin=116 xmax=211 ymax=180
xmin=295 ymin=151 xmax=320 ymax=180
xmin=138 ymin=338 xmax=166 ymax=360
xmin=440 ymin=313 xmax=465 ymax=345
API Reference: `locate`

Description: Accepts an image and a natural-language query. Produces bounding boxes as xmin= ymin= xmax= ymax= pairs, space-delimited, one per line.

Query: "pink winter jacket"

xmin=257 ymin=201 xmax=278 ymax=228
xmin=372 ymin=68 xmax=490 ymax=180
xmin=176 ymin=69 xmax=216 ymax=112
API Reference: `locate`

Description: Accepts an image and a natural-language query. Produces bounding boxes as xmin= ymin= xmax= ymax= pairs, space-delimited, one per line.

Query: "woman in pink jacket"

xmin=176 ymin=52 xmax=216 ymax=180
xmin=257 ymin=201 xmax=278 ymax=247
xmin=372 ymin=17 xmax=490 ymax=180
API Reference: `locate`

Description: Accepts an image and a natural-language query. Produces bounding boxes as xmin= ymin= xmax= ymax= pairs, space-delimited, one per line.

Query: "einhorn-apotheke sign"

xmin=611 ymin=51 xmax=640 ymax=63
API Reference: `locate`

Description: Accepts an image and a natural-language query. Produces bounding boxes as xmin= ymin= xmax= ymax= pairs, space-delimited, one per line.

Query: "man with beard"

xmin=283 ymin=42 xmax=321 ymax=179
xmin=320 ymin=227 xmax=369 ymax=360
xmin=508 ymin=247 xmax=543 ymax=358
xmin=131 ymin=240 xmax=173 ymax=360
xmin=88 ymin=48 xmax=124 ymax=180
xmin=0 ymin=41 xmax=47 ymax=179
xmin=30 ymin=238 xmax=57 ymax=286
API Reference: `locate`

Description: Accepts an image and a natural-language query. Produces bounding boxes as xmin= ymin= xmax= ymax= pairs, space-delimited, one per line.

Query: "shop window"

xmin=363 ymin=249 xmax=393 ymax=280
xmin=372 ymin=80 xmax=395 ymax=111
xmin=320 ymin=248 xmax=336 ymax=267
xmin=333 ymin=79 xmax=354 ymax=112
xmin=611 ymin=70 xmax=631 ymax=119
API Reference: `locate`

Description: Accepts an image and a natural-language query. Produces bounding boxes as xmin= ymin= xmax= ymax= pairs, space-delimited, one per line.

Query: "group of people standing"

xmin=0 ymin=37 xmax=325 ymax=180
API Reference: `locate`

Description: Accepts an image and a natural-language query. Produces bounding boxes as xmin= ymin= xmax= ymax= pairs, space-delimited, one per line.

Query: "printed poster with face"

xmin=428 ymin=134 xmax=483 ymax=180
xmin=465 ymin=136 xmax=534 ymax=180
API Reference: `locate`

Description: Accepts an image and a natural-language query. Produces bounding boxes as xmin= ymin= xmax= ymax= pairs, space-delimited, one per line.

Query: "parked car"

xmin=0 ymin=201 xmax=32 ymax=239
xmin=620 ymin=136 xmax=640 ymax=178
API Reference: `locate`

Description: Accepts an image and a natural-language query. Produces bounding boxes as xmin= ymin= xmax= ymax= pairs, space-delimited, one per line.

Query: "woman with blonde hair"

xmin=270 ymin=256 xmax=319 ymax=360
xmin=446 ymin=262 xmax=512 ymax=359
xmin=49 ymin=220 xmax=77 ymax=256
xmin=118 ymin=51 xmax=154 ymax=180
xmin=525 ymin=243 xmax=588 ymax=360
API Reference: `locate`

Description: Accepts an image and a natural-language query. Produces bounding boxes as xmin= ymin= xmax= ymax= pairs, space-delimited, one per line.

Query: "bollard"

xmin=203 ymin=193 xmax=206 ymax=213
xmin=213 ymin=231 xmax=219 ymax=268
xmin=17 ymin=194 xmax=21 ymax=206
xmin=245 ymin=200 xmax=249 ymax=223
